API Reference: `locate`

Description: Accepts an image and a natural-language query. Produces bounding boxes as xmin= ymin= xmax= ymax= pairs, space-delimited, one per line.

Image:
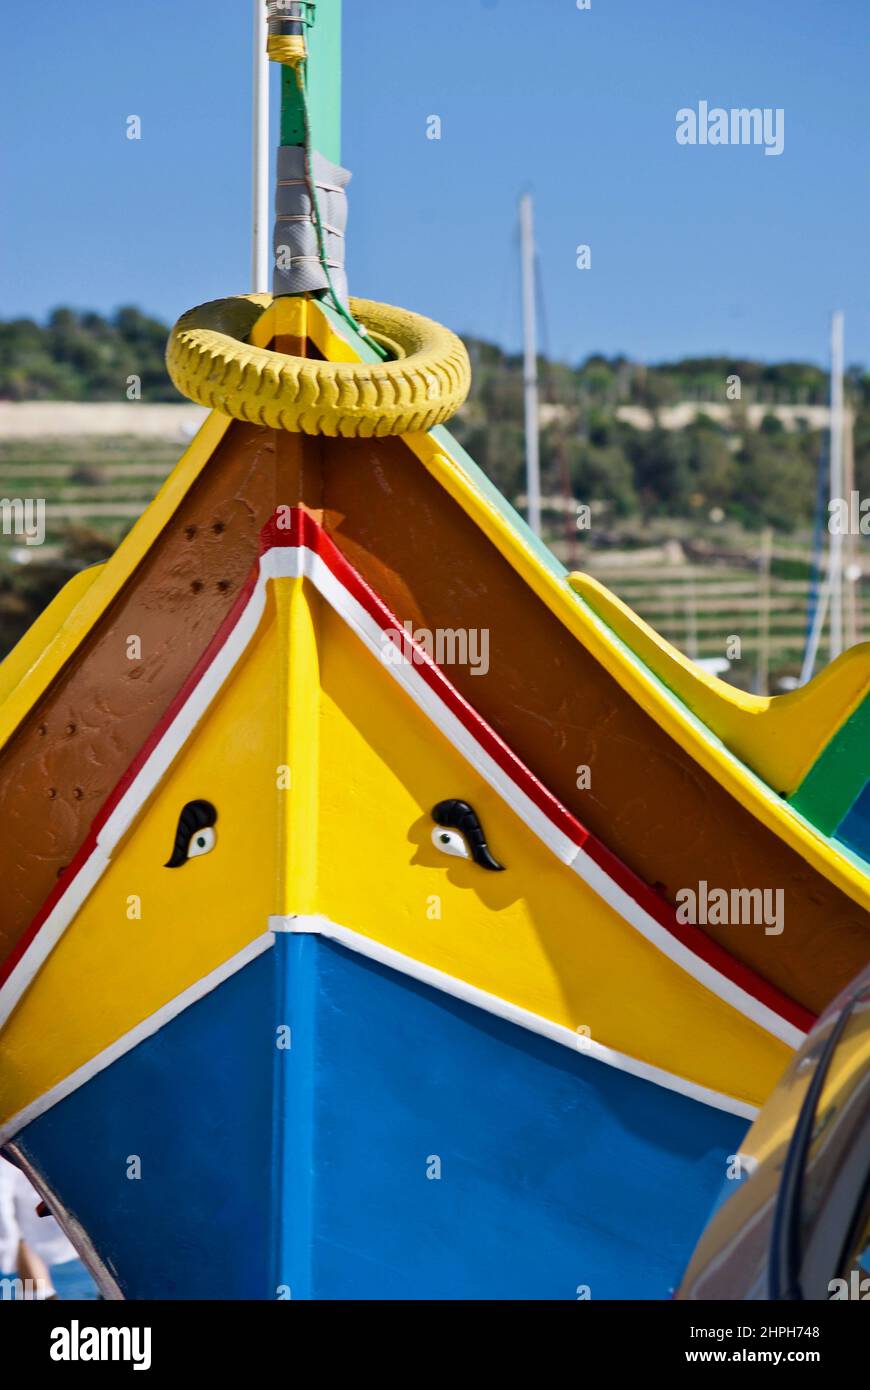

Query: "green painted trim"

xmin=280 ymin=0 xmax=342 ymax=161
xmin=280 ymin=66 xmax=306 ymax=148
xmin=789 ymin=694 xmax=870 ymax=835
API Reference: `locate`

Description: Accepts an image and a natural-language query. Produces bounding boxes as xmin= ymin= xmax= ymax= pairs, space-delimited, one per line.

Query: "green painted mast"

xmin=270 ymin=0 xmax=381 ymax=350
xmin=279 ymin=0 xmax=342 ymax=163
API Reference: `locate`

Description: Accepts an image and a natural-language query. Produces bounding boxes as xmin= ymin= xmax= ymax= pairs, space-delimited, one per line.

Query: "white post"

xmin=519 ymin=193 xmax=541 ymax=538
xmin=756 ymin=525 xmax=773 ymax=695
xmin=828 ymin=310 xmax=845 ymax=661
xmin=251 ymin=1 xmax=270 ymax=293
xmin=843 ymin=409 xmax=860 ymax=647
xmin=800 ymin=575 xmax=831 ymax=686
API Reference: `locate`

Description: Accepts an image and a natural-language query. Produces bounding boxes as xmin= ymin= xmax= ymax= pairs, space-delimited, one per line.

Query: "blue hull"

xmin=7 ymin=937 xmax=746 ymax=1299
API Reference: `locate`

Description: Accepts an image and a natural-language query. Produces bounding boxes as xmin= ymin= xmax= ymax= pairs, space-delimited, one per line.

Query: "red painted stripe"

xmin=1 ymin=506 xmax=815 ymax=1036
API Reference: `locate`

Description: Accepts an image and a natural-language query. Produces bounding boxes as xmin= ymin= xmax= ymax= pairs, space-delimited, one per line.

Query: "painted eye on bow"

xmin=431 ymin=827 xmax=470 ymax=860
xmin=187 ymin=826 xmax=216 ymax=859
xmin=165 ymin=800 xmax=218 ymax=868
xmin=430 ymin=799 xmax=505 ymax=872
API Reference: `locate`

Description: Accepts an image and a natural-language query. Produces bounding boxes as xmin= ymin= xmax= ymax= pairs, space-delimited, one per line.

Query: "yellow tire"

xmin=165 ymin=294 xmax=471 ymax=437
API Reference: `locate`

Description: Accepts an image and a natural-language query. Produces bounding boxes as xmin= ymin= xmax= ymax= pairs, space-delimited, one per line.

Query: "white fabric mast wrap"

xmin=272 ymin=146 xmax=351 ymax=304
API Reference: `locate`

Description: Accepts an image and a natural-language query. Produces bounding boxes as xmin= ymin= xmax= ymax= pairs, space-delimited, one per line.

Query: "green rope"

xmin=296 ymin=61 xmax=389 ymax=360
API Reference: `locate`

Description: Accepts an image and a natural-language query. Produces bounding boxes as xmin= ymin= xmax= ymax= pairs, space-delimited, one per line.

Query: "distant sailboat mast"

xmin=828 ymin=309 xmax=845 ymax=661
xmin=251 ymin=0 xmax=270 ymax=293
xmin=519 ymin=193 xmax=542 ymax=537
xmin=801 ymin=310 xmax=846 ymax=683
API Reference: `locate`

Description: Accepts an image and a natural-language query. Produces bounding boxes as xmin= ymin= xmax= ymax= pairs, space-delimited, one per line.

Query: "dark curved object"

xmin=431 ymin=799 xmax=504 ymax=871
xmin=768 ymin=979 xmax=870 ymax=1300
xmin=164 ymin=800 xmax=217 ymax=868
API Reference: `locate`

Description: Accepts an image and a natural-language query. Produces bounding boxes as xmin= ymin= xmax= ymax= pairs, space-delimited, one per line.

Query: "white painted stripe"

xmin=261 ymin=545 xmax=304 ymax=583
xmin=0 ymin=934 xmax=275 ymax=1147
xmin=284 ymin=913 xmax=759 ymax=1121
xmin=268 ymin=913 xmax=325 ymax=933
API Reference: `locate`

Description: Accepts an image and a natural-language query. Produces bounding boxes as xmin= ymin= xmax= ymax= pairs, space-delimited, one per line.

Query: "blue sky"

xmin=2 ymin=0 xmax=867 ymax=366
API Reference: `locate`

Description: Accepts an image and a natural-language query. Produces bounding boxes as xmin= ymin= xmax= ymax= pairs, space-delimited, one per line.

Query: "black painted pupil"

xmin=196 ymin=836 xmax=206 ymax=848
xmin=440 ymin=833 xmax=450 ymax=844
